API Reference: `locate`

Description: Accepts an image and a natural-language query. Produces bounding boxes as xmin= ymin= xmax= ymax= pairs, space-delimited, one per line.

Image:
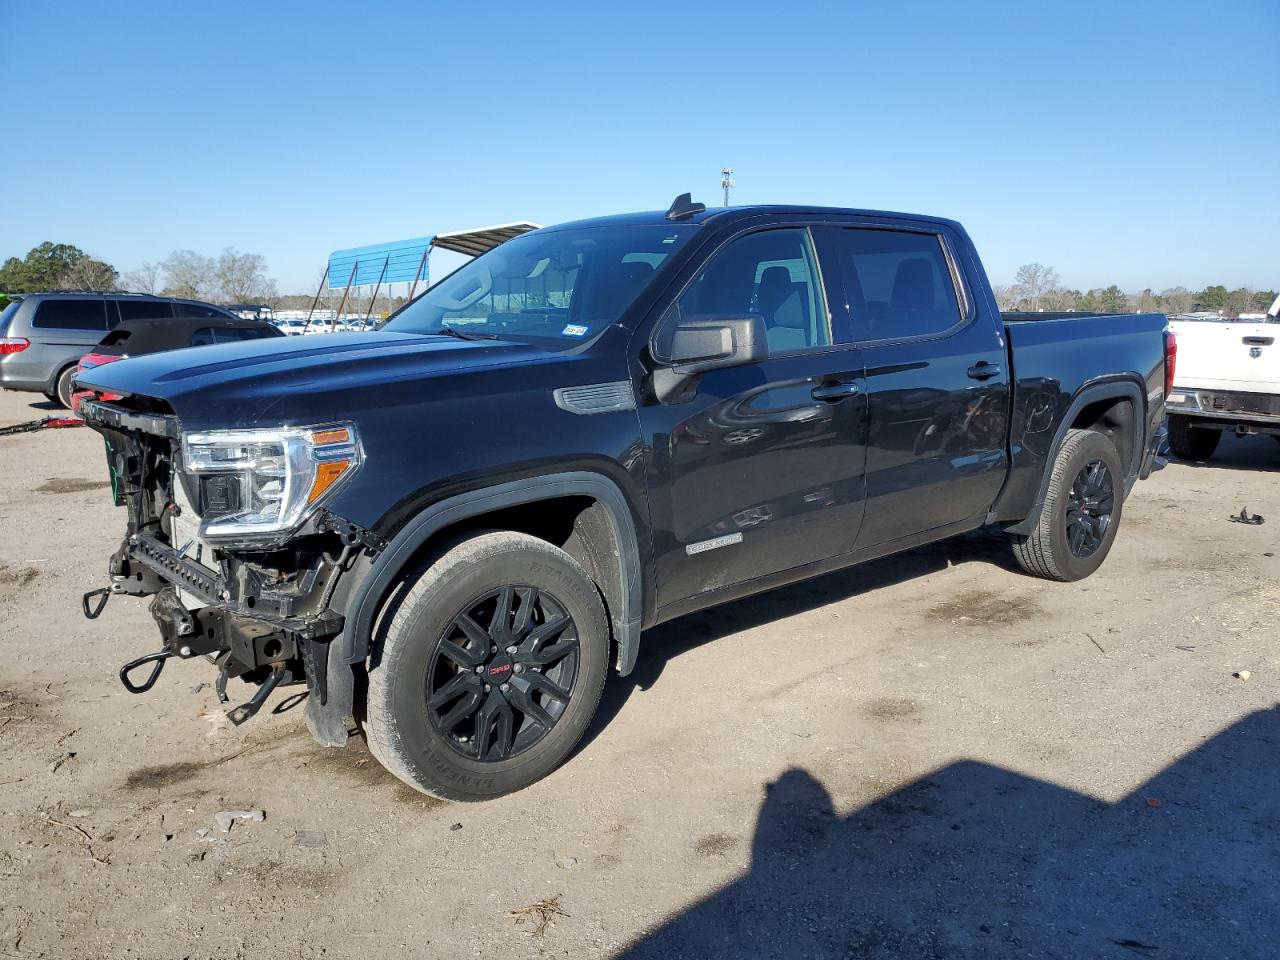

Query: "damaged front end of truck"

xmin=79 ymin=396 xmax=380 ymax=742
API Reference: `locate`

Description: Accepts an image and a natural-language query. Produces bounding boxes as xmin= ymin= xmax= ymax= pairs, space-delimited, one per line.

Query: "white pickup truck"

xmin=1166 ymin=294 xmax=1280 ymax=460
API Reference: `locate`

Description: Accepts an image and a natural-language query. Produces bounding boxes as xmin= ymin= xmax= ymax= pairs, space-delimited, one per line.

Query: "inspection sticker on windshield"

xmin=562 ymin=324 xmax=588 ymax=337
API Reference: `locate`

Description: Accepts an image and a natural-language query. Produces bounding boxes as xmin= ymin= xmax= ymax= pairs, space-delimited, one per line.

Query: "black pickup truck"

xmin=77 ymin=196 xmax=1172 ymax=800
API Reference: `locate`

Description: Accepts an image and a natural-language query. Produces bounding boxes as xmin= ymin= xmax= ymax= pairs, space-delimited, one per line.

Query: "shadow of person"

xmin=617 ymin=706 xmax=1280 ymax=960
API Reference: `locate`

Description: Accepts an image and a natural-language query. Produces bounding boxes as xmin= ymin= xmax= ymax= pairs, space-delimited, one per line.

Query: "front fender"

xmin=336 ymin=470 xmax=645 ymax=673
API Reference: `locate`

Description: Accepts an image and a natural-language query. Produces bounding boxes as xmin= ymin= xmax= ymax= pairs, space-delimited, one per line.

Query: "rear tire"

xmin=1167 ymin=414 xmax=1220 ymax=462
xmin=1012 ymin=428 xmax=1124 ymax=582
xmin=366 ymin=531 xmax=609 ymax=801
xmin=53 ymin=366 xmax=77 ymax=410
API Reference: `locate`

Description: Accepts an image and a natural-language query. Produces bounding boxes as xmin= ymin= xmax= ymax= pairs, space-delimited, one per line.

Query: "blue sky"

xmin=1 ymin=0 xmax=1276 ymax=293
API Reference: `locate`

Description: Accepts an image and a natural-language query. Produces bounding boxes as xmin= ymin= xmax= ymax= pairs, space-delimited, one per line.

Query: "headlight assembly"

xmin=180 ymin=423 xmax=362 ymax=542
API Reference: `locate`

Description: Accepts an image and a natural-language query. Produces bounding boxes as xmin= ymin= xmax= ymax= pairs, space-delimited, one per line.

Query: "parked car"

xmin=1166 ymin=293 xmax=1280 ymax=459
xmin=70 ymin=313 xmax=283 ymax=412
xmin=0 ymin=292 xmax=241 ymax=408
xmin=273 ymin=318 xmax=309 ymax=336
xmin=76 ymin=197 xmax=1171 ymax=801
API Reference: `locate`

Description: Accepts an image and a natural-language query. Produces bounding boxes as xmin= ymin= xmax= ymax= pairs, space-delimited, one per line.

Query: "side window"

xmin=117 ymin=299 xmax=174 ymax=321
xmin=31 ymin=299 xmax=108 ymax=331
xmin=836 ymin=229 xmax=963 ymax=340
xmin=175 ymin=303 xmax=232 ymax=319
xmin=189 ymin=327 xmax=218 ymax=347
xmin=663 ymin=228 xmax=829 ymax=356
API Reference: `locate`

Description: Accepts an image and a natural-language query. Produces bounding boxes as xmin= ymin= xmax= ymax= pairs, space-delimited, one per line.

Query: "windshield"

xmin=383 ymin=223 xmax=697 ymax=348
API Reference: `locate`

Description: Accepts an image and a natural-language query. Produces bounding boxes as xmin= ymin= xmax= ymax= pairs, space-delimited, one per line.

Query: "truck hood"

xmin=76 ymin=331 xmax=561 ymax=429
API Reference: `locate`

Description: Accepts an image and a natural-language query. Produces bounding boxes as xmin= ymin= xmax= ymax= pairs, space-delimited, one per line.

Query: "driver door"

xmin=639 ymin=226 xmax=869 ymax=612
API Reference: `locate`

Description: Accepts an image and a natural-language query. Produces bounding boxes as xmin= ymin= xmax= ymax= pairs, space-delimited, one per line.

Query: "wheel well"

xmin=1070 ymin=396 xmax=1135 ymax=477
xmin=371 ymin=495 xmax=624 ymax=661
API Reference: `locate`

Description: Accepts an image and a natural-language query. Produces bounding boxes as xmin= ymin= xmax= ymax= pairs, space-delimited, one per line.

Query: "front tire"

xmin=1012 ymin=428 xmax=1124 ymax=582
xmin=1167 ymin=414 xmax=1220 ymax=461
xmin=366 ymin=531 xmax=609 ymax=801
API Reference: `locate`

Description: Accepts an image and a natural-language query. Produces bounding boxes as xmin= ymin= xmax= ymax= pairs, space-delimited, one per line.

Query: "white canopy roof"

xmin=431 ymin=221 xmax=542 ymax=258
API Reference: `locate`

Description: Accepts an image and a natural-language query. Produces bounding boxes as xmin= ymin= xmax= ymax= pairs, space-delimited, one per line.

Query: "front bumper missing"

xmin=88 ymin=532 xmax=356 ymax=723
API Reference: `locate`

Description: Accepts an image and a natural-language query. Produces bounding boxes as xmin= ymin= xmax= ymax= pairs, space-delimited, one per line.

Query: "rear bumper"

xmin=1167 ymin=388 xmax=1280 ymax=430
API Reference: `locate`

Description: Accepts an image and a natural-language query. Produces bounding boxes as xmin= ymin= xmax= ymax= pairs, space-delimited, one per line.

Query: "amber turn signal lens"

xmin=312 ymin=427 xmax=352 ymax=446
xmin=307 ymin=459 xmax=351 ymax=504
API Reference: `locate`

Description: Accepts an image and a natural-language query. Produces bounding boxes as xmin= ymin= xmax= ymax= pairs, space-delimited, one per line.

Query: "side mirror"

xmin=652 ymin=313 xmax=769 ymax=403
xmin=666 ymin=313 xmax=768 ymax=375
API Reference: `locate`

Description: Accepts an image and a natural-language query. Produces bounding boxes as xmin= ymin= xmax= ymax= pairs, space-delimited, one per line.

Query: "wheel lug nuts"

xmin=506 ymin=645 xmax=517 ymax=655
xmin=474 ymin=665 xmax=484 ymax=674
xmin=513 ymin=664 xmax=524 ymax=674
xmin=484 ymin=683 xmax=491 ymax=692
xmin=500 ymin=683 xmax=510 ymax=693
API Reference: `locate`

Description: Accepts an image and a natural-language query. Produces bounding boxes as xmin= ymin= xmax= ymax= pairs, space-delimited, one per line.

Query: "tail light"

xmin=78 ymin=352 xmax=125 ymax=371
xmin=72 ymin=352 xmax=126 ymax=413
xmin=1163 ymin=330 xmax=1177 ymax=399
xmin=0 ymin=337 xmax=30 ymax=354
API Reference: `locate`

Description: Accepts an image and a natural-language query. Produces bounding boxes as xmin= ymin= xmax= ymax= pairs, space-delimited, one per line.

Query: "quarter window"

xmin=664 ymin=227 xmax=829 ymax=356
xmin=836 ymin=229 xmax=963 ymax=340
xmin=31 ymin=299 xmax=109 ymax=331
xmin=117 ymin=299 xmax=174 ymax=321
xmin=175 ymin=303 xmax=234 ymax=319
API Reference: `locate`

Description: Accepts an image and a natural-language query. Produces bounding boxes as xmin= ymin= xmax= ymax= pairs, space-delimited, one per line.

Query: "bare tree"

xmin=214 ymin=247 xmax=276 ymax=304
xmin=160 ymin=250 xmax=215 ymax=300
xmin=121 ymin=261 xmax=162 ymax=294
xmin=1128 ymin=289 xmax=1161 ymax=313
xmin=991 ymin=285 xmax=1018 ymax=311
xmin=59 ymin=257 xmax=119 ymax=291
xmin=1223 ymin=287 xmax=1255 ymax=318
xmin=1012 ymin=263 xmax=1060 ymax=312
xmin=1041 ymin=288 xmax=1077 ymax=311
xmin=1159 ymin=287 xmax=1193 ymax=315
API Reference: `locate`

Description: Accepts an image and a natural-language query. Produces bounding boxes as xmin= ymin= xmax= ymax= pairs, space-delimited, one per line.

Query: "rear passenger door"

xmin=21 ymin=298 xmax=111 ymax=387
xmin=827 ymin=223 xmax=1009 ymax=548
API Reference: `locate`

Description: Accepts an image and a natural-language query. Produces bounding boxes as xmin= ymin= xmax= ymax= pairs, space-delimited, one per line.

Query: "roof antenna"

xmin=665 ymin=193 xmax=705 ymax=221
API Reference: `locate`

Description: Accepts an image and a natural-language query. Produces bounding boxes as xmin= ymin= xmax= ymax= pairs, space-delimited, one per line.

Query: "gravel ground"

xmin=1 ymin=388 xmax=1277 ymax=960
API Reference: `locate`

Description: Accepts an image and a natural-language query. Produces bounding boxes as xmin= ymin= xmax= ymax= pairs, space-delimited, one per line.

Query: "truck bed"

xmin=992 ymin=311 xmax=1168 ymax=526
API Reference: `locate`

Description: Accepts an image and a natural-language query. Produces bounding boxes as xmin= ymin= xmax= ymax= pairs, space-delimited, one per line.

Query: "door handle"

xmin=811 ymin=382 xmax=860 ymax=401
xmin=966 ymin=362 xmax=1002 ymax=381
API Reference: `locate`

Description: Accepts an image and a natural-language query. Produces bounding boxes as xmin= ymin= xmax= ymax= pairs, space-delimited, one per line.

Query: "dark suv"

xmin=77 ymin=199 xmax=1169 ymax=801
xmin=0 ymin=292 xmax=239 ymax=408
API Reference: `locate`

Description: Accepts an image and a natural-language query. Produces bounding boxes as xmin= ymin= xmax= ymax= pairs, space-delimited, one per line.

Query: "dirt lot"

xmin=1 ymin=388 xmax=1277 ymax=960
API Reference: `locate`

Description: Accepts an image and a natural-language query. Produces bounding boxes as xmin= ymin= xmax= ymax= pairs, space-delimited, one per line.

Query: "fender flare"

xmin=1004 ymin=378 xmax=1146 ymax=536
xmin=339 ymin=470 xmax=645 ymax=675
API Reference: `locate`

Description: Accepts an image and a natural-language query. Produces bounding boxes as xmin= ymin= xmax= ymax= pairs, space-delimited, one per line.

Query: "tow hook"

xmin=225 ymin=665 xmax=286 ymax=726
xmin=82 ymin=587 xmax=110 ymax=620
xmin=118 ymin=650 xmax=173 ymax=694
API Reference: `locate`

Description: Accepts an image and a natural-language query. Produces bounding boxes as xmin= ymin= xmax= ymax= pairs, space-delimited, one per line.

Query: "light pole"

xmin=721 ymin=167 xmax=735 ymax=206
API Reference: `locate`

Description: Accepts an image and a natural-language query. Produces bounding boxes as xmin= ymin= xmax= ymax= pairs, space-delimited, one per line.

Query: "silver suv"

xmin=0 ymin=293 xmax=237 ymax=408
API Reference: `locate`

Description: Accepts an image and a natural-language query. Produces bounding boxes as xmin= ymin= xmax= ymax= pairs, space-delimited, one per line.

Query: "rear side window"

xmin=836 ymin=229 xmax=963 ymax=340
xmin=31 ymin=299 xmax=109 ymax=331
xmin=189 ymin=325 xmax=278 ymax=346
xmin=175 ymin=303 xmax=233 ymax=319
xmin=117 ymin=299 xmax=174 ymax=321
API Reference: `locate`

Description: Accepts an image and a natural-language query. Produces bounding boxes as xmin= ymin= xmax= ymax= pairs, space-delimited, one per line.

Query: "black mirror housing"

xmin=666 ymin=313 xmax=768 ymax=375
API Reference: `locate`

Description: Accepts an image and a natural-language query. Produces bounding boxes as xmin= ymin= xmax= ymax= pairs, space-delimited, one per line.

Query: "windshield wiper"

xmin=436 ymin=325 xmax=502 ymax=341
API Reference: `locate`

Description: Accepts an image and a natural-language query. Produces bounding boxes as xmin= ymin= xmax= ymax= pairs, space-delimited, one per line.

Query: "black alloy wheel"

xmin=426 ymin=585 xmax=580 ymax=762
xmin=365 ymin=530 xmax=609 ymax=801
xmin=1064 ymin=459 xmax=1115 ymax=559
